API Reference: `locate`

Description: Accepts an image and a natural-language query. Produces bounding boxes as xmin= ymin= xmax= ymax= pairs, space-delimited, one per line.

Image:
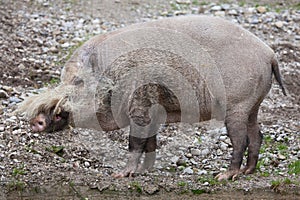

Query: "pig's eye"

xmin=38 ymin=121 xmax=44 ymax=126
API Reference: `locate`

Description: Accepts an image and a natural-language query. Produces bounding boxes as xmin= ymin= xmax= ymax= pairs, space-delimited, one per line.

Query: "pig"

xmin=17 ymin=15 xmax=286 ymax=181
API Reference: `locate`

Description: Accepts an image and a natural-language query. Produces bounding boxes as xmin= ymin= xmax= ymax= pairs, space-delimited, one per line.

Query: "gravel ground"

xmin=0 ymin=0 xmax=299 ymax=199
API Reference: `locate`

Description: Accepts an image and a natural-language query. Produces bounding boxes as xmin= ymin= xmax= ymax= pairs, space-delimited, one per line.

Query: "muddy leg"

xmin=112 ymin=135 xmax=147 ymax=178
xmin=216 ymin=114 xmax=249 ymax=181
xmin=242 ymin=109 xmax=262 ymax=174
xmin=137 ymin=135 xmax=157 ymax=172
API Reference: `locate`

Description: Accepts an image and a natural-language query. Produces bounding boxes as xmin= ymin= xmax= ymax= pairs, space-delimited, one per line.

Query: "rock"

xmin=203 ymin=182 xmax=209 ymax=186
xmin=197 ymin=170 xmax=207 ymax=175
xmin=228 ymin=9 xmax=238 ymax=16
xmin=257 ymin=6 xmax=267 ymax=13
xmin=2 ymin=86 xmax=13 ymax=92
xmin=221 ymin=4 xmax=230 ymax=10
xmin=186 ymin=153 xmax=193 ymax=158
xmin=215 ymin=11 xmax=225 ymax=17
xmin=220 ymin=142 xmax=228 ymax=151
xmin=275 ymin=21 xmax=284 ymax=28
xmin=144 ymin=185 xmax=160 ymax=195
xmin=18 ymin=63 xmax=26 ymax=70
xmin=278 ymin=154 xmax=286 ymax=160
xmin=201 ymin=149 xmax=210 ymax=156
xmin=191 ymin=149 xmax=201 ymax=156
xmin=211 ymin=5 xmax=222 ymax=11
xmin=49 ymin=46 xmax=59 ymax=53
xmin=176 ymin=158 xmax=187 ymax=166
xmin=183 ymin=167 xmax=193 ymax=174
xmin=84 ymin=161 xmax=90 ymax=167
xmin=61 ymin=42 xmax=70 ymax=48
xmin=219 ymin=135 xmax=227 ymax=141
xmin=0 ymin=90 xmax=9 ymax=98
xmin=0 ymin=126 xmax=5 ymax=132
xmin=9 ymin=97 xmax=22 ymax=103
xmin=176 ymin=0 xmax=191 ymax=4
xmin=171 ymin=156 xmax=179 ymax=163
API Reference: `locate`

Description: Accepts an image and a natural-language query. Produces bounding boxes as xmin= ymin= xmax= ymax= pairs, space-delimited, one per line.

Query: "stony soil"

xmin=0 ymin=0 xmax=299 ymax=199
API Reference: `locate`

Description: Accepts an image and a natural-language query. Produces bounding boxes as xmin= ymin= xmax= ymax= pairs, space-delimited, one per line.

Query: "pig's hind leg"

xmin=216 ymin=112 xmax=249 ymax=181
xmin=242 ymin=108 xmax=262 ymax=174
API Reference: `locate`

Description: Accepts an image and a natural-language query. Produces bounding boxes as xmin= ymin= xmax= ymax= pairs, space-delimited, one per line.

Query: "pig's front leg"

xmin=112 ymin=135 xmax=157 ymax=178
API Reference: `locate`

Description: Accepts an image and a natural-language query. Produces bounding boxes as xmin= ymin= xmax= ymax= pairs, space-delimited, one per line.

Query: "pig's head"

xmin=29 ymin=108 xmax=70 ymax=133
xmin=16 ymin=86 xmax=74 ymax=133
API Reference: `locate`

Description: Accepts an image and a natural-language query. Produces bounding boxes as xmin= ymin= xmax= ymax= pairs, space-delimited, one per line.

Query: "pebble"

xmin=211 ymin=5 xmax=222 ymax=11
xmin=61 ymin=42 xmax=70 ymax=48
xmin=49 ymin=46 xmax=59 ymax=53
xmin=221 ymin=4 xmax=230 ymax=10
xmin=9 ymin=96 xmax=22 ymax=103
xmin=18 ymin=63 xmax=26 ymax=70
xmin=278 ymin=154 xmax=286 ymax=160
xmin=275 ymin=21 xmax=284 ymax=28
xmin=2 ymin=86 xmax=13 ymax=92
xmin=183 ymin=167 xmax=193 ymax=174
xmin=215 ymin=11 xmax=226 ymax=17
xmin=191 ymin=149 xmax=201 ymax=156
xmin=0 ymin=90 xmax=9 ymax=98
xmin=201 ymin=149 xmax=210 ymax=156
xmin=197 ymin=170 xmax=207 ymax=176
xmin=84 ymin=161 xmax=90 ymax=167
xmin=176 ymin=0 xmax=190 ymax=4
xmin=257 ymin=6 xmax=267 ymax=14
xmin=228 ymin=9 xmax=238 ymax=16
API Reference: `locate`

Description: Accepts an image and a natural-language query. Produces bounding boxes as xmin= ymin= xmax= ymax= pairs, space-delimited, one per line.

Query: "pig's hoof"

xmin=112 ymin=171 xmax=134 ymax=178
xmin=215 ymin=170 xmax=240 ymax=181
xmin=240 ymin=166 xmax=256 ymax=175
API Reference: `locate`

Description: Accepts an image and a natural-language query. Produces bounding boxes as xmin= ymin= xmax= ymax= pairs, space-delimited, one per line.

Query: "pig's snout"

xmin=30 ymin=114 xmax=47 ymax=132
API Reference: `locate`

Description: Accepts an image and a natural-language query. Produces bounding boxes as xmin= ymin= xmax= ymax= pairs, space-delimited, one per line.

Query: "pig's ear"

xmin=54 ymin=114 xmax=62 ymax=122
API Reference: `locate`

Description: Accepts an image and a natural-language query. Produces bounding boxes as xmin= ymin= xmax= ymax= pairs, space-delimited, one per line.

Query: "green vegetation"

xmin=12 ymin=165 xmax=26 ymax=177
xmin=238 ymin=1 xmax=246 ymax=7
xmin=192 ymin=0 xmax=199 ymax=5
xmin=198 ymin=175 xmax=221 ymax=186
xmin=49 ymin=78 xmax=60 ymax=85
xmin=288 ymin=160 xmax=300 ymax=175
xmin=46 ymin=145 xmax=65 ymax=156
xmin=191 ymin=189 xmax=206 ymax=194
xmin=130 ymin=181 xmax=142 ymax=194
xmin=177 ymin=181 xmax=188 ymax=187
xmin=9 ymin=165 xmax=27 ymax=191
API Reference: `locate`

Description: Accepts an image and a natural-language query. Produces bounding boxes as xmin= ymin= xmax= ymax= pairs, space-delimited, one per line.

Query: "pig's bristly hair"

xmin=16 ymin=85 xmax=75 ymax=119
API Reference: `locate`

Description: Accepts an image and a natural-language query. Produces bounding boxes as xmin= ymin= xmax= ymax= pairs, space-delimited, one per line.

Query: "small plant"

xmin=264 ymin=135 xmax=272 ymax=145
xmin=46 ymin=145 xmax=65 ymax=156
xmin=271 ymin=179 xmax=281 ymax=190
xmin=198 ymin=176 xmax=220 ymax=186
xmin=130 ymin=182 xmax=142 ymax=193
xmin=260 ymin=171 xmax=270 ymax=177
xmin=191 ymin=189 xmax=206 ymax=194
xmin=8 ymin=180 xmax=25 ymax=191
xmin=199 ymin=1 xmax=208 ymax=6
xmin=178 ymin=181 xmax=187 ymax=187
xmin=288 ymin=160 xmax=300 ymax=175
xmin=239 ymin=1 xmax=246 ymax=7
xmin=9 ymin=165 xmax=27 ymax=191
xmin=49 ymin=78 xmax=60 ymax=85
xmin=167 ymin=166 xmax=177 ymax=172
xmin=12 ymin=165 xmax=26 ymax=177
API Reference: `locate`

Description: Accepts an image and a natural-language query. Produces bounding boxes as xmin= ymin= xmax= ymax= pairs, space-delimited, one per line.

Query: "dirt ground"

xmin=0 ymin=0 xmax=300 ymax=199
